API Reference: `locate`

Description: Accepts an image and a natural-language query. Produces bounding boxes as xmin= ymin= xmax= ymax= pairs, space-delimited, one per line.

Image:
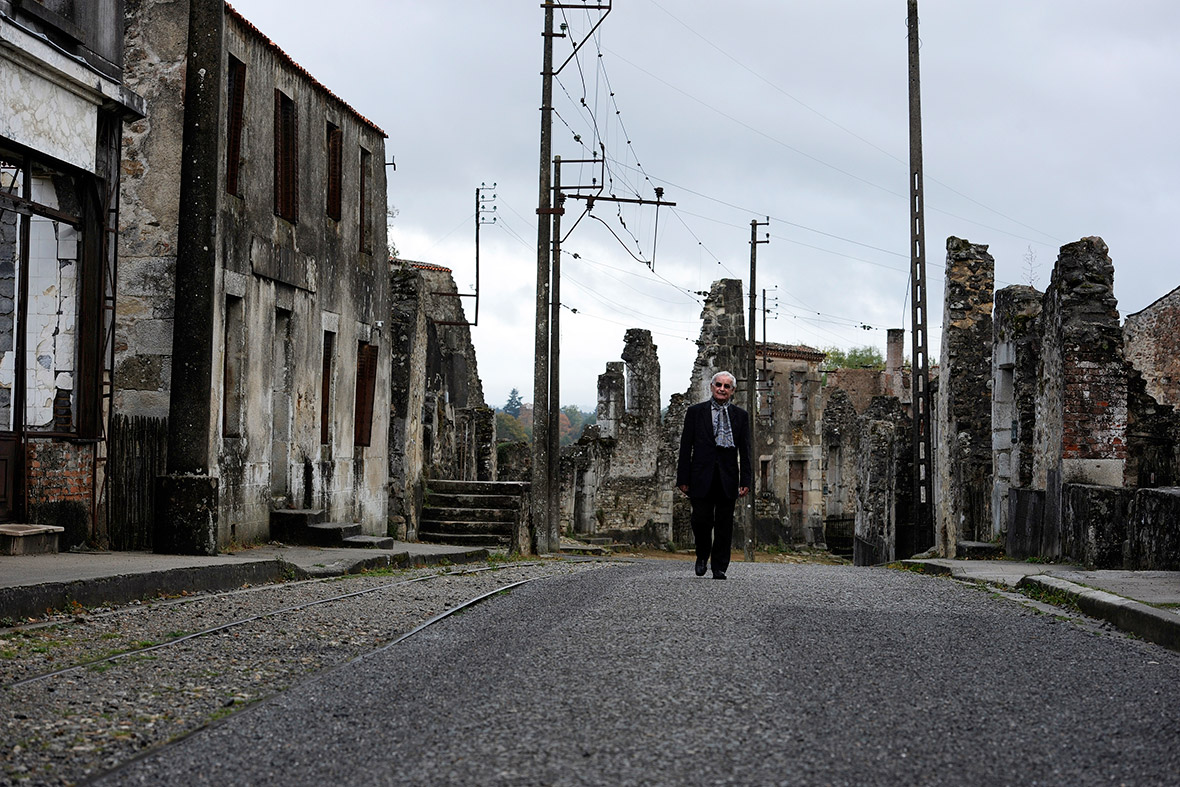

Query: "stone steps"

xmin=421 ymin=479 xmax=528 ymax=549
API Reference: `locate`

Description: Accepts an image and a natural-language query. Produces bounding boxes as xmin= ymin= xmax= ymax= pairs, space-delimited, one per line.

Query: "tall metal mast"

xmin=907 ymin=0 xmax=934 ymax=554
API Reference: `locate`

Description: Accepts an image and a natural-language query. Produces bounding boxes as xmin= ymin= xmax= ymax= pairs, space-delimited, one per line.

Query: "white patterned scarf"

xmin=712 ymin=401 xmax=734 ymax=448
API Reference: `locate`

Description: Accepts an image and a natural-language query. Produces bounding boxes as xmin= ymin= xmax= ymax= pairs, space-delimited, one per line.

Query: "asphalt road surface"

xmin=94 ymin=561 xmax=1180 ymax=786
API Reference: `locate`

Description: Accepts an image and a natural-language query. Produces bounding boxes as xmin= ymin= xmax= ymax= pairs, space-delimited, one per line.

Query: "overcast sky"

xmin=229 ymin=0 xmax=1179 ymax=410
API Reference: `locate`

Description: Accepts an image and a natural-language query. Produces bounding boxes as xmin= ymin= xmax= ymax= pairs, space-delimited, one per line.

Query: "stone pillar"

xmin=596 ymin=362 xmax=625 ymax=439
xmin=473 ymin=406 xmax=496 ymax=482
xmin=155 ymin=0 xmax=223 ymax=555
xmin=1033 ymin=237 xmax=1127 ymax=559
xmin=622 ymin=328 xmax=660 ymax=423
xmin=934 ymin=237 xmax=994 ymax=556
xmin=853 ymin=397 xmax=911 ymax=566
xmin=992 ymin=286 xmax=1042 ymax=554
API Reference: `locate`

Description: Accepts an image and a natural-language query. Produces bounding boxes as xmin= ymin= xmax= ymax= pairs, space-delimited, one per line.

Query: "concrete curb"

xmin=1017 ymin=574 xmax=1180 ymax=653
xmin=0 ymin=560 xmax=291 ymax=622
xmin=0 ymin=548 xmax=492 ymax=623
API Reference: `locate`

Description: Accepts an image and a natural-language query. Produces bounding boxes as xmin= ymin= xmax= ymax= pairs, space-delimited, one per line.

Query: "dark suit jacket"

xmin=676 ymin=399 xmax=752 ymax=500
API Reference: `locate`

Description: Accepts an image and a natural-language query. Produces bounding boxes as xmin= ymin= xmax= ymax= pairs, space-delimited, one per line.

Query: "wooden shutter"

xmin=353 ymin=342 xmax=378 ymax=447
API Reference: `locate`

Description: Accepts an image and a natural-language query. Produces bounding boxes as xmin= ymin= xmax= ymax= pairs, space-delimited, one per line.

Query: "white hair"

xmin=711 ymin=371 xmax=736 ymax=386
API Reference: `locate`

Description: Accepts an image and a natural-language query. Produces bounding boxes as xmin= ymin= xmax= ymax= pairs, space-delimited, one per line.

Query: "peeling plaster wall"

xmin=991 ymin=285 xmax=1042 ymax=546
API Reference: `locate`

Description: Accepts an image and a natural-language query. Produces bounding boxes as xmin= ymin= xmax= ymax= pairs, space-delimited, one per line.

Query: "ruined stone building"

xmin=561 ymin=328 xmax=674 ymax=544
xmin=977 ymin=237 xmax=1180 ymax=569
xmin=116 ymin=0 xmax=390 ymax=553
xmin=388 ymin=259 xmax=493 ymax=540
xmin=0 ymin=0 xmax=144 ymax=543
xmin=751 ymin=342 xmax=825 ymax=547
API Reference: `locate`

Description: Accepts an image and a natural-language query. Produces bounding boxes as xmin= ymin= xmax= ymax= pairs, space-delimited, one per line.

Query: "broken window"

xmin=0 ymin=148 xmax=89 ymax=436
xmin=273 ymin=89 xmax=298 ymax=222
xmin=226 ymin=55 xmax=246 ymax=197
xmin=353 ymin=341 xmax=378 ymax=447
xmin=326 ymin=122 xmax=341 ymax=221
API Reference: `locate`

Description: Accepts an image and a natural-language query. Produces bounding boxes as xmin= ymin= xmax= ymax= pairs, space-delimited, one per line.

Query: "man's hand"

xmin=678 ymin=485 xmax=689 ymax=496
xmin=738 ymin=486 xmax=750 ymax=497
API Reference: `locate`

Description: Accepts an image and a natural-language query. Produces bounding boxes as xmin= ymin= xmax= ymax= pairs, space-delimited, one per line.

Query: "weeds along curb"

xmin=1016 ymin=574 xmax=1180 ymax=653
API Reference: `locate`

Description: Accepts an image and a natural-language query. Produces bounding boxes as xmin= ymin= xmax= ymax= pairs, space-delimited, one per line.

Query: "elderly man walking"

xmin=676 ymin=371 xmax=752 ymax=580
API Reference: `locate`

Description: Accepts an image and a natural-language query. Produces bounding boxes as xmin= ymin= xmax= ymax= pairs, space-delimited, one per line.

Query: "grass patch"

xmin=1018 ymin=583 xmax=1082 ymax=613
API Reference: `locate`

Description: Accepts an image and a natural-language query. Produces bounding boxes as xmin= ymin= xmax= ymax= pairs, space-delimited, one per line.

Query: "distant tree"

xmin=495 ymin=411 xmax=528 ymax=443
xmin=821 ymin=345 xmax=885 ymax=371
xmin=504 ymin=388 xmax=523 ymax=417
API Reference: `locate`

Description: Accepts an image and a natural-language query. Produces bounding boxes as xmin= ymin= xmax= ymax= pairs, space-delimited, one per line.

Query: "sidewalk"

xmin=903 ymin=558 xmax=1180 ymax=652
xmin=0 ymin=541 xmax=490 ymax=623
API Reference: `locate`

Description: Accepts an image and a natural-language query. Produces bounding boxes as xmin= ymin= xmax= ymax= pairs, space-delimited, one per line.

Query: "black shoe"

xmin=713 ymin=570 xmax=727 ymax=580
xmin=695 ymin=559 xmax=707 ymax=577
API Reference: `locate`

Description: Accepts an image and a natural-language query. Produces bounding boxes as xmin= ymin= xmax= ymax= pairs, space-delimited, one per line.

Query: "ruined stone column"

xmin=1033 ymin=237 xmax=1127 ymax=559
xmin=992 ymin=286 xmax=1041 ymax=555
xmin=596 ymin=362 xmax=625 ymax=440
xmin=934 ymin=237 xmax=994 ymax=557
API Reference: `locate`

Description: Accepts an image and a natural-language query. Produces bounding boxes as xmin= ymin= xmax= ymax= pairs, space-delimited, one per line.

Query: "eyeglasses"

xmin=712 ymin=382 xmax=733 ymax=389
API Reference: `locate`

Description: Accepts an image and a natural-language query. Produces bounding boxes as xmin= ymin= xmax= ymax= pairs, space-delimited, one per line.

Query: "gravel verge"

xmin=1 ymin=557 xmax=617 ymax=786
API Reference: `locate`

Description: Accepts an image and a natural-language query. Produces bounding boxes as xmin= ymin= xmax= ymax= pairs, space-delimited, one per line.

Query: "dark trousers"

xmin=691 ymin=466 xmax=736 ymax=573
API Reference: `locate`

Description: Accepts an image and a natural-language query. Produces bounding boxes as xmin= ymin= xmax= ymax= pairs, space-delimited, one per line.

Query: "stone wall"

xmin=853 ymin=397 xmax=911 ymax=566
xmin=992 ymin=285 xmax=1042 ymax=549
xmin=1124 ymin=285 xmax=1180 ymax=407
xmin=934 ymin=237 xmax=994 ymax=555
xmin=820 ymin=387 xmax=859 ymax=555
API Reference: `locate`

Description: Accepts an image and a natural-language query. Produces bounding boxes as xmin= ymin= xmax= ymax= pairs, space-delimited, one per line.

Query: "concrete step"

xmin=269 ymin=509 xmax=326 ymax=543
xmin=342 ymin=535 xmax=396 ymax=549
xmin=306 ymin=522 xmax=362 ymax=545
xmin=418 ymin=531 xmax=512 ymax=548
xmin=426 ymin=493 xmax=521 ymax=509
xmin=426 ymin=479 xmax=528 ymax=496
xmin=421 ymin=507 xmax=517 ymax=524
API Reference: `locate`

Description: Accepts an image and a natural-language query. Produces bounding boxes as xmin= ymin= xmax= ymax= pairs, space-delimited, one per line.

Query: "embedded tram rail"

xmin=1 ymin=557 xmax=616 ymax=785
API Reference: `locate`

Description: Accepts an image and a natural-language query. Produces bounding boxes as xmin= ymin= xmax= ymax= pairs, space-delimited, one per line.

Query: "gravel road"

xmin=1 ymin=558 xmax=610 ymax=786
xmin=81 ymin=560 xmax=1180 ymax=787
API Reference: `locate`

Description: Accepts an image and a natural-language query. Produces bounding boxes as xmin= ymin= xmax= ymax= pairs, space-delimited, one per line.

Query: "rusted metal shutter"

xmin=353 ymin=342 xmax=378 ymax=447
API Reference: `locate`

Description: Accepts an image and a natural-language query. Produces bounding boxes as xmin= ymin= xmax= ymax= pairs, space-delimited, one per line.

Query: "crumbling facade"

xmin=388 ymin=260 xmax=492 ymax=540
xmin=752 ymin=343 xmax=825 ymax=546
xmin=991 ymin=285 xmax=1041 ymax=549
xmin=561 ymin=329 xmax=673 ymax=543
xmin=934 ymin=237 xmax=994 ymax=555
xmin=119 ymin=0 xmax=390 ymax=553
xmin=0 ymin=0 xmax=144 ymax=543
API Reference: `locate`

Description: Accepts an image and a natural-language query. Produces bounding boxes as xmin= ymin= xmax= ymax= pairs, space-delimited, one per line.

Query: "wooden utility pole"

xmin=907 ymin=0 xmax=934 ymax=554
xmin=531 ymin=4 xmax=555 ymax=554
xmin=746 ymin=218 xmax=769 ymax=563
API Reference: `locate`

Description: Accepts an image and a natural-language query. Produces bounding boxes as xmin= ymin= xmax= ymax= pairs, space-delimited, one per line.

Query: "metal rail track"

xmin=6 ymin=564 xmax=539 ymax=689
